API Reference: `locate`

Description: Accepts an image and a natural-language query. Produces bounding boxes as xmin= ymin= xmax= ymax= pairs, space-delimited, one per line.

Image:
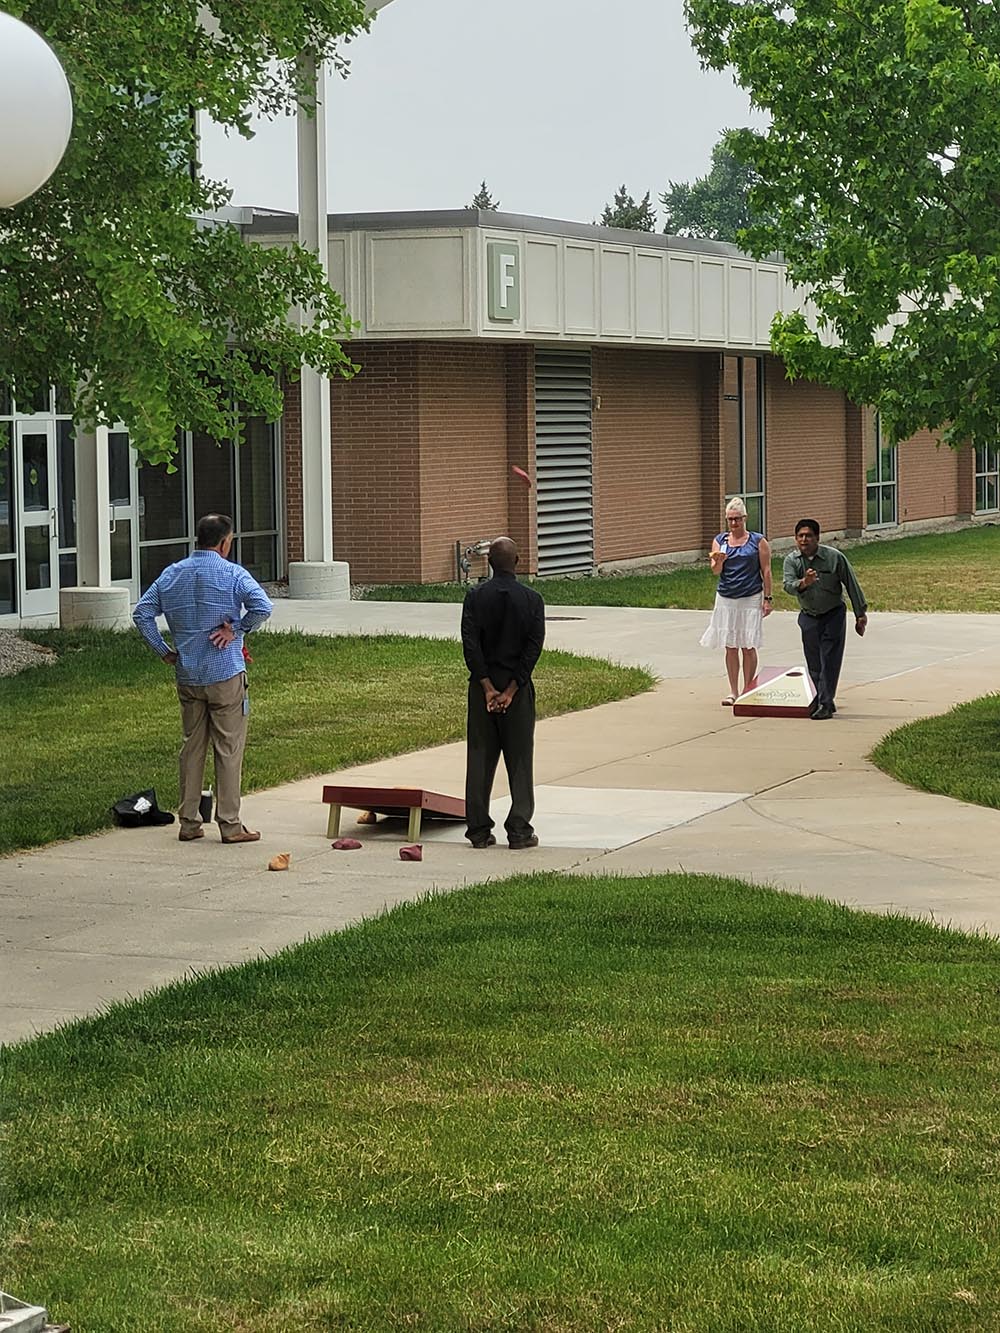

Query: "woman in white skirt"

xmin=700 ymin=497 xmax=773 ymax=705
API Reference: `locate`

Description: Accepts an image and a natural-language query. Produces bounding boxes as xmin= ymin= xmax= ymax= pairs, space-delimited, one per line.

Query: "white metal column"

xmin=74 ymin=426 xmax=111 ymax=586
xmin=62 ymin=424 xmax=131 ymax=627
xmin=287 ymin=54 xmax=349 ymax=598
xmin=288 ymin=4 xmax=396 ymax=597
xmin=295 ymin=53 xmax=333 ymax=568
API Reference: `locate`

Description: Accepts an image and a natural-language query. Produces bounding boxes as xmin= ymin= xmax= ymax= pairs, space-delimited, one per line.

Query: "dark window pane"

xmin=140 ymin=541 xmax=189 ymax=594
xmin=0 ymin=383 xmax=11 ymax=415
xmin=0 ymin=436 xmax=12 ymax=555
xmin=0 ymin=558 xmax=15 ymax=613
xmin=21 ymin=431 xmax=50 ymax=511
xmin=111 ymin=517 xmax=132 ymax=582
xmin=881 ymin=485 xmax=896 ymax=523
xmin=57 ymin=420 xmax=76 ymax=549
xmin=108 ymin=431 xmax=132 ymax=507
xmin=989 ymin=477 xmax=999 ymax=512
xmin=27 ymin=385 xmax=52 ymax=414
xmin=239 ymin=417 xmax=277 ymax=533
xmin=25 ymin=525 xmax=53 ymax=590
xmin=192 ymin=433 xmax=235 ymax=524
xmin=976 ymin=476 xmax=987 ymax=512
xmin=865 ymin=418 xmax=878 ymax=478
xmin=59 ymin=552 xmax=78 ymax=588
xmin=880 ymin=444 xmax=896 ymax=485
xmin=722 ymin=356 xmax=741 ymax=494
xmin=239 ymin=533 xmax=276 ymax=583
xmin=745 ymin=494 xmax=763 ymax=534
xmin=743 ymin=359 xmax=762 ymax=494
xmin=867 ymin=487 xmax=879 ymax=527
xmin=54 ymin=385 xmax=73 ymax=415
xmin=140 ymin=453 xmax=188 ymax=542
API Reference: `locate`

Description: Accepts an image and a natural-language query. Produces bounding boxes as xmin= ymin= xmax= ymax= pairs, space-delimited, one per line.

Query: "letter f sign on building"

xmin=487 ymin=242 xmax=521 ymax=322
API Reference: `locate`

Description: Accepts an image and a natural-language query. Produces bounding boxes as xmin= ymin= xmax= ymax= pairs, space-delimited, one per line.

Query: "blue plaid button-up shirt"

xmin=133 ymin=550 xmax=273 ymax=686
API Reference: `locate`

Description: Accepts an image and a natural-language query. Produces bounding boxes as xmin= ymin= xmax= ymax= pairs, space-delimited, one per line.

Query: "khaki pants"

xmin=177 ymin=672 xmax=248 ymax=838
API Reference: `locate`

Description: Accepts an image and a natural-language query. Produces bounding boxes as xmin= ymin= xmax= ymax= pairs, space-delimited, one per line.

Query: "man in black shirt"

xmin=461 ymin=537 xmax=546 ymax=849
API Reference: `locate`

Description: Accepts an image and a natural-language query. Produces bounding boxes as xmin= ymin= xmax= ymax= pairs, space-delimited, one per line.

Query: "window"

xmin=866 ymin=415 xmax=897 ymax=527
xmin=57 ymin=420 xmax=78 ymax=586
xmin=0 ymin=386 xmax=75 ymax=613
xmin=236 ymin=416 xmax=279 ymax=582
xmin=136 ymin=416 xmax=280 ymax=593
xmin=723 ymin=355 xmax=765 ymax=532
xmin=0 ymin=406 xmax=13 ymax=614
xmin=975 ymin=446 xmax=999 ymax=514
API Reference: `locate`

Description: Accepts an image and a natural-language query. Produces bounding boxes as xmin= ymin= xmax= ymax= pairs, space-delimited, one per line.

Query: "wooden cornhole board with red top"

xmin=733 ymin=666 xmax=817 ymax=718
xmin=322 ymin=785 xmax=465 ymax=842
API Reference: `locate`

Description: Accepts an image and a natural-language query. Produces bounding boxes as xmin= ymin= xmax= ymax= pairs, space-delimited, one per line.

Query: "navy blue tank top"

xmin=717 ymin=531 xmax=764 ymax=598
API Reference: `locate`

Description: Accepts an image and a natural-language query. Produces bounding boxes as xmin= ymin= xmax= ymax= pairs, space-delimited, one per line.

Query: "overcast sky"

xmin=198 ymin=0 xmax=764 ymax=226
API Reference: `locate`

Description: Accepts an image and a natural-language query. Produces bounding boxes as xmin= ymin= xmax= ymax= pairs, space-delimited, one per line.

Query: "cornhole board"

xmin=733 ymin=666 xmax=817 ymax=718
xmin=322 ymin=785 xmax=465 ymax=842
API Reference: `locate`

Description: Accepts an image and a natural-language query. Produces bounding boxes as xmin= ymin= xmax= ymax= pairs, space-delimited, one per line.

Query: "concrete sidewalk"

xmin=3 ymin=603 xmax=1000 ymax=1045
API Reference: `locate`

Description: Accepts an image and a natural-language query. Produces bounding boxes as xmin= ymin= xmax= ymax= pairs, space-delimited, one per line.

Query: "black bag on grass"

xmin=111 ymin=789 xmax=175 ymax=827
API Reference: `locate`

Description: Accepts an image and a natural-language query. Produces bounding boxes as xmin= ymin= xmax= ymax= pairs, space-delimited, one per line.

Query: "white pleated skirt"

xmin=699 ymin=592 xmax=764 ymax=650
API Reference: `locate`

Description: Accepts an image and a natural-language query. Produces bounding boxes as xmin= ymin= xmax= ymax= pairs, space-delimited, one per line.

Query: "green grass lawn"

xmin=871 ymin=693 xmax=1000 ymax=809
xmin=4 ymin=873 xmax=999 ymax=1331
xmin=0 ymin=630 xmax=651 ymax=857
xmin=361 ymin=524 xmax=1000 ymax=613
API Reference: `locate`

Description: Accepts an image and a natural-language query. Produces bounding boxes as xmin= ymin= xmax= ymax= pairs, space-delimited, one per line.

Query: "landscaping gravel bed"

xmin=0 ymin=631 xmax=56 ymax=679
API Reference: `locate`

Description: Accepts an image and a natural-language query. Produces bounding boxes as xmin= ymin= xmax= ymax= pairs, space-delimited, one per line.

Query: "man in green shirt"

xmin=782 ymin=518 xmax=868 ymax=720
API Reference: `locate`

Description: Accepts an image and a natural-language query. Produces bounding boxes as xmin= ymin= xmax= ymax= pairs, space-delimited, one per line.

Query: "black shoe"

xmin=469 ymin=834 xmax=496 ymax=849
xmin=831 ymin=703 xmax=837 ymax=714
xmin=508 ymin=834 xmax=539 ymax=849
xmin=811 ymin=706 xmax=833 ymax=720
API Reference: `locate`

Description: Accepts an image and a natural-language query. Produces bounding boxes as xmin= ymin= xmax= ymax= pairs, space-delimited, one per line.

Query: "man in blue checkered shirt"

xmin=133 ymin=513 xmax=272 ymax=843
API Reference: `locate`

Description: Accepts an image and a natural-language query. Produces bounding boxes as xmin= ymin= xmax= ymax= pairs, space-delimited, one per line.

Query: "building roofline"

xmin=243 ymin=206 xmax=780 ymax=262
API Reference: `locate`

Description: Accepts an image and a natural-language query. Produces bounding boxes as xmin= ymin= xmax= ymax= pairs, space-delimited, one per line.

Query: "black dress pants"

xmin=465 ymin=680 xmax=535 ymax=843
xmin=798 ymin=603 xmax=847 ymax=711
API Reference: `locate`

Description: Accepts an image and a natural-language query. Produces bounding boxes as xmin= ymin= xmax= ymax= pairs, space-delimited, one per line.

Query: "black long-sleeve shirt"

xmin=461 ymin=572 xmax=545 ymax=690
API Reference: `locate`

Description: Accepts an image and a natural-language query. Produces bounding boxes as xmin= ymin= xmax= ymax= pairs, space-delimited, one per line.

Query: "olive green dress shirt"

xmin=782 ymin=544 xmax=868 ymax=617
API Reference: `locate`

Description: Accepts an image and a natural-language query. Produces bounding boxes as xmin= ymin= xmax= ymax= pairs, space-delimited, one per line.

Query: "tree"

xmin=468 ymin=181 xmax=501 ymax=210
xmin=660 ymin=136 xmax=762 ymax=243
xmin=599 ymin=185 xmax=656 ymax=231
xmin=0 ymin=1 xmax=372 ymax=466
xmin=685 ymin=0 xmax=1000 ymax=449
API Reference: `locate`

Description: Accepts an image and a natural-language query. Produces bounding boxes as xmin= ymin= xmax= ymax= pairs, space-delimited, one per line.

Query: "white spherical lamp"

xmin=0 ymin=12 xmax=73 ymax=207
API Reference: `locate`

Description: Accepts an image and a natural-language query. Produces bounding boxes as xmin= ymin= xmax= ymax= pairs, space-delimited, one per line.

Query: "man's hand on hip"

xmin=209 ymin=621 xmax=236 ymax=649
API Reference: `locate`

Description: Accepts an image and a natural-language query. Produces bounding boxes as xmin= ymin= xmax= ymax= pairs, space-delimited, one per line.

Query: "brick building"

xmin=266 ymin=210 xmax=983 ymax=587
xmin=0 ymin=209 xmax=991 ymax=626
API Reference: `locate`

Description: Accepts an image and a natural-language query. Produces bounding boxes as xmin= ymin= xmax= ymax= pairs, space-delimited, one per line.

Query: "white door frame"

xmin=107 ymin=426 xmax=139 ymax=602
xmin=14 ymin=419 xmax=59 ymax=621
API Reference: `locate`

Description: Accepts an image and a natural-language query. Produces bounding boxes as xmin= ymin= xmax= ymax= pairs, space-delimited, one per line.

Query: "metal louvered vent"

xmin=534 ymin=347 xmax=594 ymax=575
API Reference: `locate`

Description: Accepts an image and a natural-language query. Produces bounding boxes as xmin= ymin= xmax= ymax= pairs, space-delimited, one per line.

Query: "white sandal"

xmin=722 ymin=693 xmax=736 ymax=707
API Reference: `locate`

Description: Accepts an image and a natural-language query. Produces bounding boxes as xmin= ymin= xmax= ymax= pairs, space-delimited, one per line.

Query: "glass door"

xmin=108 ymin=428 xmax=139 ymax=600
xmin=15 ymin=421 xmax=59 ymax=619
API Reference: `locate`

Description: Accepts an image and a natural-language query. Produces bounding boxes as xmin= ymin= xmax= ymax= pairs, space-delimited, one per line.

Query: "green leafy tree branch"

xmin=599 ymin=185 xmax=657 ymax=231
xmin=660 ymin=135 xmax=764 ymax=243
xmin=685 ymin=0 xmax=1000 ymax=447
xmin=0 ymin=0 xmax=372 ymax=465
